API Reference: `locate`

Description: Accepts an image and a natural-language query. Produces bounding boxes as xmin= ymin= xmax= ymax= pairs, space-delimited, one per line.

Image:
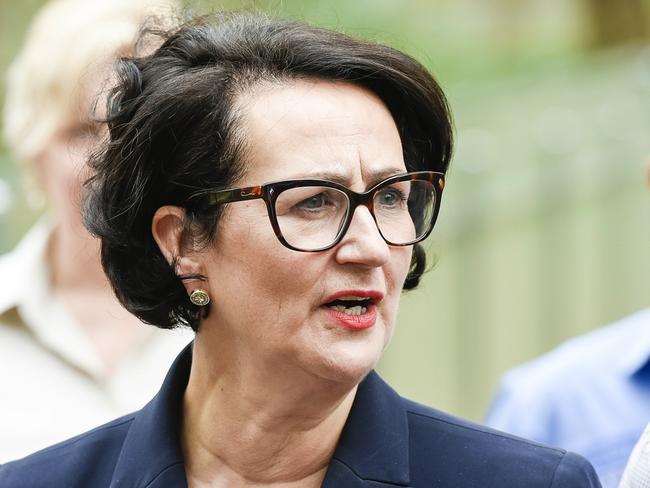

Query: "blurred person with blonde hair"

xmin=0 ymin=0 xmax=190 ymax=462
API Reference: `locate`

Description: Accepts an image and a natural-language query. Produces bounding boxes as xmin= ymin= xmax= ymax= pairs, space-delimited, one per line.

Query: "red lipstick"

xmin=323 ymin=290 xmax=384 ymax=303
xmin=324 ymin=306 xmax=377 ymax=330
xmin=321 ymin=290 xmax=384 ymax=330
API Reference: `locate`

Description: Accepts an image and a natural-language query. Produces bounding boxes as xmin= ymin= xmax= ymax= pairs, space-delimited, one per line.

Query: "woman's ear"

xmin=151 ymin=206 xmax=203 ymax=279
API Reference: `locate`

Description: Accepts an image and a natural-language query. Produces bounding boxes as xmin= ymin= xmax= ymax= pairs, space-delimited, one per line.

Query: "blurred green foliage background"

xmin=1 ymin=0 xmax=649 ymax=421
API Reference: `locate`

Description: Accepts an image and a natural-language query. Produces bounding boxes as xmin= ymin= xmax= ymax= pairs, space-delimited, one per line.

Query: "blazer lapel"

xmin=109 ymin=344 xmax=192 ymax=488
xmin=322 ymin=371 xmax=411 ymax=487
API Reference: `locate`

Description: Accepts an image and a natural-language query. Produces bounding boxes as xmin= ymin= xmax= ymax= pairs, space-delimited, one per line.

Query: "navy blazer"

xmin=0 ymin=345 xmax=601 ymax=487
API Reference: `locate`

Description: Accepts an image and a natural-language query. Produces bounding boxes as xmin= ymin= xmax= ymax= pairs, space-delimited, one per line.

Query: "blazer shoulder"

xmin=402 ymin=398 xmax=601 ymax=488
xmin=0 ymin=414 xmax=135 ymax=488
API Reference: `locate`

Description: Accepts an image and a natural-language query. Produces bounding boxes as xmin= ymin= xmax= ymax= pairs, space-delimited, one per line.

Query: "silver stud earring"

xmin=189 ymin=288 xmax=210 ymax=306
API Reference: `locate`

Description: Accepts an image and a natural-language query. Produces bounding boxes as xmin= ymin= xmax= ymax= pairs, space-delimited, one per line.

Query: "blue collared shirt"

xmin=486 ymin=308 xmax=650 ymax=488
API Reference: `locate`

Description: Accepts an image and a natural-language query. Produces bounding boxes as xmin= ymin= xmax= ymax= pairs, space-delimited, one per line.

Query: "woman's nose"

xmin=334 ymin=206 xmax=391 ymax=267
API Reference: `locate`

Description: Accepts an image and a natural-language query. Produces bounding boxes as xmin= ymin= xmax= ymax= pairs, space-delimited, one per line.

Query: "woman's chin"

xmin=306 ymin=320 xmax=391 ymax=385
xmin=305 ymin=342 xmax=384 ymax=388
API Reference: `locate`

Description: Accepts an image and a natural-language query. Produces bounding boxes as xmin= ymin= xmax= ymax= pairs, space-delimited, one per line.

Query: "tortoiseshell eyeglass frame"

xmin=195 ymin=170 xmax=446 ymax=252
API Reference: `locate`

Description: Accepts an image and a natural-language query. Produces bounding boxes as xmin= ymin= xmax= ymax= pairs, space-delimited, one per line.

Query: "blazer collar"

xmin=109 ymin=343 xmax=191 ymax=488
xmin=323 ymin=371 xmax=411 ymax=487
xmin=109 ymin=344 xmax=410 ymax=487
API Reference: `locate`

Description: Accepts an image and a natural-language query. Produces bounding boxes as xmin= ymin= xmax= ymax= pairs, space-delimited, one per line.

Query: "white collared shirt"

xmin=0 ymin=220 xmax=193 ymax=462
xmin=620 ymin=423 xmax=650 ymax=488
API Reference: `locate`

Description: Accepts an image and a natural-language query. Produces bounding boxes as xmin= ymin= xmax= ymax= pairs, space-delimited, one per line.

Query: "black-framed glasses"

xmin=198 ymin=171 xmax=445 ymax=252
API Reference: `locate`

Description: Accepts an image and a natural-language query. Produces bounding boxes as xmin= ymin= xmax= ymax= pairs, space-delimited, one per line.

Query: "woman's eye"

xmin=297 ymin=193 xmax=328 ymax=211
xmin=276 ymin=188 xmax=343 ymax=217
xmin=377 ymin=188 xmax=404 ymax=207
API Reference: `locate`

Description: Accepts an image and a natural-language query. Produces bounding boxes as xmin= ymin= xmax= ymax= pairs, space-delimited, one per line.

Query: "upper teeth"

xmin=330 ymin=305 xmax=367 ymax=315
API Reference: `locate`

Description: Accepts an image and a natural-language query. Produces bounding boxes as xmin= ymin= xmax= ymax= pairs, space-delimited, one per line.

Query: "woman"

xmin=0 ymin=12 xmax=601 ymax=487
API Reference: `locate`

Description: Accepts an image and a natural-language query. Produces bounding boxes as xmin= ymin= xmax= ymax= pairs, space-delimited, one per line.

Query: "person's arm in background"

xmin=485 ymin=363 xmax=559 ymax=445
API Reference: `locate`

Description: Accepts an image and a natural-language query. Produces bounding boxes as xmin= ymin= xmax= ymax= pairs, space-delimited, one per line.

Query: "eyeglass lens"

xmin=274 ymin=179 xmax=436 ymax=251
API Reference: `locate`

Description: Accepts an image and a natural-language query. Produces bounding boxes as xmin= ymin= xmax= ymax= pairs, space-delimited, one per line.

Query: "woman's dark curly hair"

xmin=83 ymin=11 xmax=453 ymax=332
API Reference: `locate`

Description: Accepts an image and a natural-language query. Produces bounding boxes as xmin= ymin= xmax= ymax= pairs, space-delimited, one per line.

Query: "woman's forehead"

xmin=234 ymin=79 xmax=405 ymax=185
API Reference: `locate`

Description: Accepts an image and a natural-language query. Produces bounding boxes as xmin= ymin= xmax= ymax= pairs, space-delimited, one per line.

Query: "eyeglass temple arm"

xmin=206 ymin=185 xmax=264 ymax=206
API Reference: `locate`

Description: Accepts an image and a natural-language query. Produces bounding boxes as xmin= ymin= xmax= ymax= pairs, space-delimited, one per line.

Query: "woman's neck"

xmin=182 ymin=338 xmax=358 ymax=487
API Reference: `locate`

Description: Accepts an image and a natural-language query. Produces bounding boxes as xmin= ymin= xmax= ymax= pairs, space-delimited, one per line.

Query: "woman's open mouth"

xmin=321 ymin=292 xmax=383 ymax=330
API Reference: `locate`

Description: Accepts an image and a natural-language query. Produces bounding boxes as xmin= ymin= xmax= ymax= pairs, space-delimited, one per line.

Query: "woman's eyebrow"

xmin=365 ymin=167 xmax=408 ymax=184
xmin=292 ymin=167 xmax=406 ymax=187
xmin=292 ymin=171 xmax=349 ymax=185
